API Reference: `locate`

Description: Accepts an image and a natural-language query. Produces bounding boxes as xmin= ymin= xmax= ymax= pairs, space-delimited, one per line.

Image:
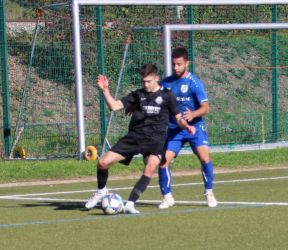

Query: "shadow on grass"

xmin=21 ymin=202 xmax=87 ymax=211
xmin=20 ymin=202 xmax=158 ymax=212
xmin=20 ymin=201 xmax=205 ymax=216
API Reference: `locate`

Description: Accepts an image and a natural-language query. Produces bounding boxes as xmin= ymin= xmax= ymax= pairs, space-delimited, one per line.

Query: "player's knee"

xmin=200 ymin=157 xmax=210 ymax=164
xmin=196 ymin=152 xmax=211 ymax=164
xmin=159 ymin=163 xmax=168 ymax=168
xmin=200 ymin=157 xmax=211 ymax=164
xmin=160 ymin=157 xmax=173 ymax=168
xmin=144 ymin=163 xmax=157 ymax=177
xmin=98 ymin=157 xmax=109 ymax=169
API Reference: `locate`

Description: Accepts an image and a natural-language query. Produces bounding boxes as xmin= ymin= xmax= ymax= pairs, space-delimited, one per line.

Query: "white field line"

xmin=139 ymin=200 xmax=288 ymax=206
xmin=0 ymin=175 xmax=287 ymax=199
xmin=1 ymin=196 xmax=288 ymax=207
xmin=0 ymin=197 xmax=85 ymax=202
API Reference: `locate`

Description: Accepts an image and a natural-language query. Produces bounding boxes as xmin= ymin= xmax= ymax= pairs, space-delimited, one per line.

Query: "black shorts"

xmin=110 ymin=131 xmax=165 ymax=165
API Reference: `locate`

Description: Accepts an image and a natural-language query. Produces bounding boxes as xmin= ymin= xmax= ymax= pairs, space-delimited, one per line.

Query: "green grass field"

xmin=1 ymin=167 xmax=288 ymax=250
xmin=1 ymin=147 xmax=288 ymax=183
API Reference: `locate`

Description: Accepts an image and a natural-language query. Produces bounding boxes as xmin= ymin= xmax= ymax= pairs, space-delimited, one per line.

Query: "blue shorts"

xmin=165 ymin=123 xmax=209 ymax=157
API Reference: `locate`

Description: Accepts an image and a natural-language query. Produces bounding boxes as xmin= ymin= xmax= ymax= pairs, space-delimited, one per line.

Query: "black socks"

xmin=128 ymin=175 xmax=151 ymax=202
xmin=97 ymin=168 xmax=108 ymax=189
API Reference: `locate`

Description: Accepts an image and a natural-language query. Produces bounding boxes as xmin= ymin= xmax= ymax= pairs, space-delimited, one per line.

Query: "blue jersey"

xmin=161 ymin=72 xmax=208 ymax=128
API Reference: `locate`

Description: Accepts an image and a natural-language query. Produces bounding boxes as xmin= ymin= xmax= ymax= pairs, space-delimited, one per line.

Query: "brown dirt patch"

xmin=1 ymin=165 xmax=288 ymax=188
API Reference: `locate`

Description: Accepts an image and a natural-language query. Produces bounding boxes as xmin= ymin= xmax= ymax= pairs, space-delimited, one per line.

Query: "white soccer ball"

xmin=101 ymin=193 xmax=124 ymax=215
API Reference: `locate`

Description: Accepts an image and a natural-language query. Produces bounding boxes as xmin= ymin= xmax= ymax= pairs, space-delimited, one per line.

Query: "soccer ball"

xmin=101 ymin=193 xmax=124 ymax=215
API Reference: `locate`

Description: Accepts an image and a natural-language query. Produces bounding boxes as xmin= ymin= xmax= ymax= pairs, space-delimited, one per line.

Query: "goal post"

xmin=71 ymin=0 xmax=288 ymax=158
xmin=163 ymin=22 xmax=288 ymax=150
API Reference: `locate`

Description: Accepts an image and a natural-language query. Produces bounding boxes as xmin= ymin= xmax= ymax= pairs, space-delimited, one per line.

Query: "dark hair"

xmin=172 ymin=47 xmax=189 ymax=61
xmin=139 ymin=63 xmax=158 ymax=77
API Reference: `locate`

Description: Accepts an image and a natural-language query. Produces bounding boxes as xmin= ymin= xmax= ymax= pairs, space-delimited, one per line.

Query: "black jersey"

xmin=120 ymin=87 xmax=180 ymax=138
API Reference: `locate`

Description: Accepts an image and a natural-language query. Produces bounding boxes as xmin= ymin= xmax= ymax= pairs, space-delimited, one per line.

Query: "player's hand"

xmin=186 ymin=125 xmax=196 ymax=135
xmin=183 ymin=108 xmax=194 ymax=122
xmin=97 ymin=75 xmax=109 ymax=91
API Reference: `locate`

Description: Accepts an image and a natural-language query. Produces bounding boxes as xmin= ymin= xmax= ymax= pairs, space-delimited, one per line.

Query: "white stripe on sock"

xmin=165 ymin=167 xmax=171 ymax=188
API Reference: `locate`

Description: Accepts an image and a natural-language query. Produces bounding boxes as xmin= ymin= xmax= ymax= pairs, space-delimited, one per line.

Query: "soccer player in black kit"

xmin=85 ymin=64 xmax=195 ymax=214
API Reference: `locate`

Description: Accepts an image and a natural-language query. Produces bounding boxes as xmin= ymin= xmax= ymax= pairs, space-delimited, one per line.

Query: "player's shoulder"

xmin=160 ymin=85 xmax=172 ymax=94
xmin=127 ymin=88 xmax=146 ymax=99
xmin=186 ymin=73 xmax=204 ymax=86
xmin=159 ymin=86 xmax=176 ymax=101
xmin=133 ymin=88 xmax=145 ymax=95
xmin=186 ymin=72 xmax=200 ymax=81
xmin=161 ymin=75 xmax=178 ymax=84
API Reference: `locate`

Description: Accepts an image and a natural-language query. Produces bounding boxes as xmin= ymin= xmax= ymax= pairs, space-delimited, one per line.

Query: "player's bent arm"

xmin=184 ymin=102 xmax=209 ymax=122
xmin=175 ymin=113 xmax=196 ymax=135
xmin=102 ymin=89 xmax=124 ymax=111
xmin=97 ymin=74 xmax=124 ymax=111
xmin=198 ymin=101 xmax=209 ymax=115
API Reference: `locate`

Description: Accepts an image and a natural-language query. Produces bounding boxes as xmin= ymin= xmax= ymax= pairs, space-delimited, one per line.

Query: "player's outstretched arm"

xmin=175 ymin=113 xmax=196 ymax=135
xmin=97 ymin=75 xmax=124 ymax=111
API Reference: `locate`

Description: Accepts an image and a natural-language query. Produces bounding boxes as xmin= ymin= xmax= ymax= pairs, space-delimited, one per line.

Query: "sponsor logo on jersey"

xmin=155 ymin=96 xmax=163 ymax=105
xmin=181 ymin=84 xmax=188 ymax=93
xmin=143 ymin=106 xmax=161 ymax=114
xmin=177 ymin=97 xmax=191 ymax=102
xmin=140 ymin=97 xmax=146 ymax=100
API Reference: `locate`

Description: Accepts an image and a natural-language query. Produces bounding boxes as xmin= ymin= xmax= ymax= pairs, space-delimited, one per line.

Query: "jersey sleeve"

xmin=120 ymin=90 xmax=138 ymax=109
xmin=190 ymin=75 xmax=208 ymax=103
xmin=167 ymin=91 xmax=181 ymax=116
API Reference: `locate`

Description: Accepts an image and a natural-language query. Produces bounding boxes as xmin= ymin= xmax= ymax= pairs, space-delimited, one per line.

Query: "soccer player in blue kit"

xmin=158 ymin=47 xmax=218 ymax=209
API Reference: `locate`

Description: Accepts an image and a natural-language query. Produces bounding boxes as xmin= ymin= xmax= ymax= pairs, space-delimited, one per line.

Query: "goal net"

xmin=3 ymin=1 xmax=288 ymax=159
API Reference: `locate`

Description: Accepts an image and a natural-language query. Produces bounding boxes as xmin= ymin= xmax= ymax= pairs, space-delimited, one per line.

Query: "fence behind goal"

xmin=0 ymin=1 xmax=288 ymax=159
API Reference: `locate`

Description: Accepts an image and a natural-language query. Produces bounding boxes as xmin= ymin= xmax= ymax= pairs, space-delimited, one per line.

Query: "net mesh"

xmin=1 ymin=2 xmax=288 ymax=158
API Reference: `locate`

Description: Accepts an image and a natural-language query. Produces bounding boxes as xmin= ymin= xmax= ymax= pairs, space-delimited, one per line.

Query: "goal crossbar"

xmin=163 ymin=23 xmax=288 ymax=76
xmin=75 ymin=0 xmax=288 ymax=6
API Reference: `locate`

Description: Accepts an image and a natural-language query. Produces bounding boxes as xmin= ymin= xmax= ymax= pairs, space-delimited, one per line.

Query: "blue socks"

xmin=201 ymin=161 xmax=214 ymax=190
xmin=158 ymin=166 xmax=172 ymax=196
xmin=159 ymin=161 xmax=214 ymax=195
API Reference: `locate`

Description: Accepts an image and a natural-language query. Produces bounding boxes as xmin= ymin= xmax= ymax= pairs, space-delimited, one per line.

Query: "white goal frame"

xmin=163 ymin=23 xmax=288 ymax=76
xmin=71 ymin=0 xmax=288 ymax=158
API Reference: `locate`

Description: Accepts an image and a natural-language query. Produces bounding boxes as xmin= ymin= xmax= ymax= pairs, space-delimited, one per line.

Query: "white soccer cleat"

xmin=124 ymin=201 xmax=140 ymax=214
xmin=158 ymin=196 xmax=175 ymax=209
xmin=204 ymin=191 xmax=218 ymax=208
xmin=85 ymin=187 xmax=108 ymax=210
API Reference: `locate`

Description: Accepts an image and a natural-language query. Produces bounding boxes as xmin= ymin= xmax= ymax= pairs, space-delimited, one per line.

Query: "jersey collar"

xmin=185 ymin=72 xmax=192 ymax=79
